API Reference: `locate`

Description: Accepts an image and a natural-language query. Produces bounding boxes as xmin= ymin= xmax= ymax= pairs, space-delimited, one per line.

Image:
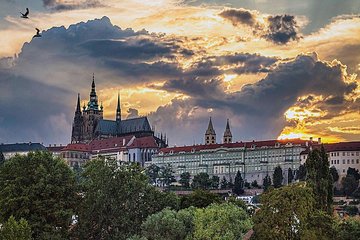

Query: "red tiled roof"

xmin=301 ymin=141 xmax=360 ymax=154
xmin=90 ymin=136 xmax=134 ymax=151
xmin=61 ymin=143 xmax=91 ymax=152
xmin=159 ymin=138 xmax=309 ymax=154
xmin=128 ymin=136 xmax=158 ymax=149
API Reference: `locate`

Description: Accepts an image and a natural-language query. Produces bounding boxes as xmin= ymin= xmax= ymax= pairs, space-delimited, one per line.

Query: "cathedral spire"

xmin=116 ymin=92 xmax=121 ymax=122
xmin=76 ymin=93 xmax=81 ymax=113
xmin=223 ymin=119 xmax=232 ymax=143
xmin=205 ymin=117 xmax=216 ymax=145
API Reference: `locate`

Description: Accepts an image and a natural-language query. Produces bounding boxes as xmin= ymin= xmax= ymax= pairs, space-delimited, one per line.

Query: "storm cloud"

xmin=219 ymin=8 xmax=301 ymax=44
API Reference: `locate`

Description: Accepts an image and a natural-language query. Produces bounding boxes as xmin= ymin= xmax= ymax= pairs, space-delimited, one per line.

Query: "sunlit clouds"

xmin=0 ymin=0 xmax=359 ymax=144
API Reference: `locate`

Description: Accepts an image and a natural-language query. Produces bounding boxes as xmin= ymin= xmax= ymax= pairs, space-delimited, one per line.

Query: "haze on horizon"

xmin=0 ymin=0 xmax=359 ymax=146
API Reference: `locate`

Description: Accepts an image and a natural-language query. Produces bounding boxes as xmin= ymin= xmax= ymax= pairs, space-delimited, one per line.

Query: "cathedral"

xmin=71 ymin=75 xmax=165 ymax=145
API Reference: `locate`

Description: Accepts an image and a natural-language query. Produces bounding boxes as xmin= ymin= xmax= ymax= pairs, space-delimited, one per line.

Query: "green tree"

xmin=287 ymin=168 xmax=294 ymax=184
xmin=76 ymin=159 xmax=179 ymax=239
xmin=305 ymin=146 xmax=333 ymax=213
xmin=193 ymin=203 xmax=252 ymax=240
xmin=145 ymin=164 xmax=160 ymax=185
xmin=297 ymin=164 xmax=307 ymax=181
xmin=191 ymin=172 xmax=211 ymax=189
xmin=337 ymin=217 xmax=360 ymax=240
xmin=159 ymin=164 xmax=176 ymax=187
xmin=251 ymin=180 xmax=259 ymax=188
xmin=0 ymin=151 xmax=5 ymax=165
xmin=347 ymin=167 xmax=360 ymax=180
xmin=342 ymin=174 xmax=359 ymax=196
xmin=0 ymin=151 xmax=77 ymax=239
xmin=344 ymin=205 xmax=359 ymax=216
xmin=180 ymin=189 xmax=223 ymax=209
xmin=220 ymin=176 xmax=228 ymax=189
xmin=232 ymin=170 xmax=244 ymax=195
xmin=262 ymin=174 xmax=272 ymax=192
xmin=252 ymin=183 xmax=336 ymax=240
xmin=273 ymin=166 xmax=283 ymax=188
xmin=179 ymin=172 xmax=191 ymax=188
xmin=211 ymin=175 xmax=220 ymax=189
xmin=329 ymin=166 xmax=339 ymax=182
xmin=141 ymin=207 xmax=195 ymax=240
xmin=0 ymin=216 xmax=32 ymax=240
xmin=73 ymin=162 xmax=84 ymax=184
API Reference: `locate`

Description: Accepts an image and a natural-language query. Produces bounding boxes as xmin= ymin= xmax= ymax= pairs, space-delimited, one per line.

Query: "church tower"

xmin=116 ymin=92 xmax=121 ymax=122
xmin=82 ymin=74 xmax=104 ymax=142
xmin=205 ymin=117 xmax=216 ymax=145
xmin=223 ymin=119 xmax=232 ymax=143
xmin=71 ymin=93 xmax=83 ymax=143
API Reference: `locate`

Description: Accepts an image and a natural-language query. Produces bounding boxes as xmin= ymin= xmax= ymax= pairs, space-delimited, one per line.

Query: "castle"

xmin=71 ymin=75 xmax=164 ymax=145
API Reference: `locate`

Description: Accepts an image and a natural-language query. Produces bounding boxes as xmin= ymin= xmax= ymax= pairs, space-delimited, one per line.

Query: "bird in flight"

xmin=33 ymin=28 xmax=42 ymax=38
xmin=20 ymin=8 xmax=29 ymax=19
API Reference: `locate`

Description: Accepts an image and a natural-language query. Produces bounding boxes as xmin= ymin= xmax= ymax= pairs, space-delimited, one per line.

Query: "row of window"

xmin=330 ymin=159 xmax=359 ymax=165
xmin=330 ymin=151 xmax=360 ymax=157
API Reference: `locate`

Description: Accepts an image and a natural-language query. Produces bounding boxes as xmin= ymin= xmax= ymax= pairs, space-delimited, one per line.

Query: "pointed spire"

xmin=223 ymin=118 xmax=232 ymax=143
xmin=206 ymin=117 xmax=216 ymax=135
xmin=76 ymin=93 xmax=81 ymax=113
xmin=116 ymin=92 xmax=121 ymax=122
xmin=92 ymin=73 xmax=95 ymax=89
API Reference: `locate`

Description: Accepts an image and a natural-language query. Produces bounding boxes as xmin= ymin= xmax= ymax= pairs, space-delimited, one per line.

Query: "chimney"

xmin=306 ymin=141 xmax=309 ymax=147
xmin=123 ymin=138 xmax=126 ymax=146
xmin=318 ymin=138 xmax=321 ymax=144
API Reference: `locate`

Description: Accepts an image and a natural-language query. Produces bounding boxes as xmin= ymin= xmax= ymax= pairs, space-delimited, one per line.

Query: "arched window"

xmin=133 ymin=153 xmax=136 ymax=162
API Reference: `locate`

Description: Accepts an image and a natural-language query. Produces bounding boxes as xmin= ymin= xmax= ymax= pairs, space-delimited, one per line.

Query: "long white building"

xmin=149 ymin=118 xmax=312 ymax=184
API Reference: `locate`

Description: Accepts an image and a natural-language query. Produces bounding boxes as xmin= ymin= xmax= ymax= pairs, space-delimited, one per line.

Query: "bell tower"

xmin=223 ymin=119 xmax=232 ymax=143
xmin=205 ymin=117 xmax=216 ymax=145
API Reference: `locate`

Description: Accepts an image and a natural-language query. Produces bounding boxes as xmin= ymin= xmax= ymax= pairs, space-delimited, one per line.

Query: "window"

xmin=357 ymin=159 xmax=359 ymax=164
xmin=351 ymin=159 xmax=354 ymax=164
xmin=347 ymin=160 xmax=350 ymax=164
xmin=343 ymin=160 xmax=345 ymax=164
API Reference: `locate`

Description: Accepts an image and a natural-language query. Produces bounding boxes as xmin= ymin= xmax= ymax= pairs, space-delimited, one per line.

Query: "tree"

xmin=191 ymin=173 xmax=211 ymax=189
xmin=305 ymin=146 xmax=333 ymax=213
xmin=145 ymin=164 xmax=160 ymax=185
xmin=0 ymin=216 xmax=32 ymax=240
xmin=141 ymin=207 xmax=195 ymax=240
xmin=0 ymin=151 xmax=77 ymax=239
xmin=344 ymin=205 xmax=359 ymax=216
xmin=73 ymin=162 xmax=84 ymax=184
xmin=262 ymin=174 xmax=272 ymax=192
xmin=337 ymin=217 xmax=360 ymax=240
xmin=273 ymin=166 xmax=283 ymax=188
xmin=251 ymin=180 xmax=259 ymax=188
xmin=252 ymin=183 xmax=336 ymax=240
xmin=179 ymin=172 xmax=191 ymax=188
xmin=220 ymin=176 xmax=228 ymax=189
xmin=76 ymin=159 xmax=179 ymax=240
xmin=159 ymin=164 xmax=175 ymax=187
xmin=232 ymin=171 xmax=244 ymax=195
xmin=0 ymin=151 xmax=5 ymax=165
xmin=342 ymin=174 xmax=359 ymax=196
xmin=180 ymin=189 xmax=223 ymax=209
xmin=329 ymin=166 xmax=339 ymax=182
xmin=211 ymin=175 xmax=220 ymax=189
xmin=288 ymin=168 xmax=294 ymax=184
xmin=297 ymin=164 xmax=307 ymax=181
xmin=192 ymin=203 xmax=252 ymax=240
xmin=347 ymin=167 xmax=360 ymax=180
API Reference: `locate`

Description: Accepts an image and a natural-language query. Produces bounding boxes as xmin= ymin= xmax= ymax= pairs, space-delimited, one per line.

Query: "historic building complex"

xmin=150 ymin=118 xmax=310 ymax=184
xmin=71 ymin=75 xmax=158 ymax=144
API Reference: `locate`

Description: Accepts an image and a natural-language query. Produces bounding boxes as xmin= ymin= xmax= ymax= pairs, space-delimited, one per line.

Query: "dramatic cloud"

xmin=43 ymin=0 xmax=104 ymax=11
xmin=149 ymin=53 xmax=359 ymax=144
xmin=127 ymin=108 xmax=139 ymax=119
xmin=219 ymin=8 xmax=301 ymax=44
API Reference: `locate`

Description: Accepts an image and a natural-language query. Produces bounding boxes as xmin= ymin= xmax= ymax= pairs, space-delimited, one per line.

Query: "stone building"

xmin=71 ymin=75 xmax=166 ymax=147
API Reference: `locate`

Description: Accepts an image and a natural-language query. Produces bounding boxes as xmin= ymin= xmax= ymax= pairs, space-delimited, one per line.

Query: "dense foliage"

xmin=305 ymin=146 xmax=333 ymax=213
xmin=273 ymin=166 xmax=283 ymax=188
xmin=0 ymin=216 xmax=32 ymax=240
xmin=180 ymin=189 xmax=223 ymax=209
xmin=232 ymin=170 xmax=244 ymax=195
xmin=75 ymin=159 xmax=179 ymax=239
xmin=0 ymin=151 xmax=77 ymax=239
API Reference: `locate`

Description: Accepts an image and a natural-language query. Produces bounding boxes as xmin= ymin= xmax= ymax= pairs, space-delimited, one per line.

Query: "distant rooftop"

xmin=0 ymin=143 xmax=47 ymax=153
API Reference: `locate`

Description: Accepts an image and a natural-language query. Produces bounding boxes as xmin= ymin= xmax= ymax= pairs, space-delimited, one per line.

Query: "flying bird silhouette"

xmin=33 ymin=28 xmax=42 ymax=38
xmin=20 ymin=8 xmax=29 ymax=18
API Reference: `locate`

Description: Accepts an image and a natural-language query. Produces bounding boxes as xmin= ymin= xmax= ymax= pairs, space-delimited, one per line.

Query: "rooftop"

xmin=0 ymin=143 xmax=47 ymax=153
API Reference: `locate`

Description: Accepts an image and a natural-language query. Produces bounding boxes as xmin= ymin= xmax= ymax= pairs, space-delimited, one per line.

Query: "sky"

xmin=0 ymin=0 xmax=359 ymax=146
